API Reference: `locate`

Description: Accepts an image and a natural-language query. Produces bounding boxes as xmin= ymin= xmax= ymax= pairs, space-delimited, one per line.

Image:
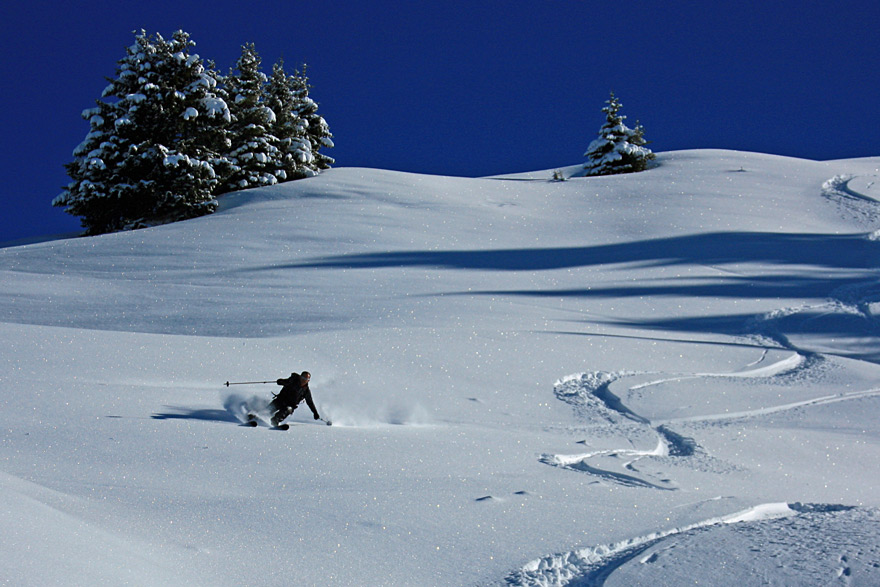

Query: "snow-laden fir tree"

xmin=583 ymin=92 xmax=654 ymax=176
xmin=291 ymin=66 xmax=334 ymax=174
xmin=54 ymin=30 xmax=230 ymax=234
xmin=264 ymin=58 xmax=314 ymax=180
xmin=217 ymin=43 xmax=283 ymax=193
xmin=54 ymin=94 xmax=122 ymax=233
xmin=56 ymin=32 xmax=335 ymax=234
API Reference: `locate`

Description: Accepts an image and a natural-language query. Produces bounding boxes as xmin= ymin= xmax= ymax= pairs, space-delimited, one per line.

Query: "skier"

xmin=269 ymin=371 xmax=321 ymax=427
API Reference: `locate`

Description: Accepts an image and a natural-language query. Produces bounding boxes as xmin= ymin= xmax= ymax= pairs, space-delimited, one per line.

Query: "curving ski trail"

xmin=542 ymin=352 xmax=880 ymax=489
xmin=499 ymin=504 xmax=880 ymax=587
xmin=660 ymin=385 xmax=880 ymax=425
xmin=501 ymin=503 xmax=795 ymax=586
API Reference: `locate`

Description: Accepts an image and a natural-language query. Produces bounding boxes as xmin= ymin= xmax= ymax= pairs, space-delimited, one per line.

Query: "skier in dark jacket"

xmin=270 ymin=371 xmax=321 ymax=426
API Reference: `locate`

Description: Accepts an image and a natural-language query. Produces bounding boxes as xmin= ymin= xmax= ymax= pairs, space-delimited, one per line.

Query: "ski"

xmin=242 ymin=413 xmax=330 ymax=429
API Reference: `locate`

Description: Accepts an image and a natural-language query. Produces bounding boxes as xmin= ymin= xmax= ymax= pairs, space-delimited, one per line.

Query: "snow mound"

xmin=2 ymin=151 xmax=880 ymax=586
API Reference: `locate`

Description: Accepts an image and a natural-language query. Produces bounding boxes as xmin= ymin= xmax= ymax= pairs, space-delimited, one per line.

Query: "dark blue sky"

xmin=2 ymin=1 xmax=878 ymax=242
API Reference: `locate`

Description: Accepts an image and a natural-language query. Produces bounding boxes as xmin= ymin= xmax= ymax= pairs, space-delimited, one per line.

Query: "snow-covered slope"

xmin=2 ymin=150 xmax=880 ymax=586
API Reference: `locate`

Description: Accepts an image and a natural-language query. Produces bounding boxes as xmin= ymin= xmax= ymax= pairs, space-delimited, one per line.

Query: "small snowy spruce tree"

xmin=217 ymin=43 xmax=282 ymax=193
xmin=292 ymin=66 xmax=335 ymax=173
xmin=55 ymin=30 xmax=230 ymax=234
xmin=55 ymin=100 xmax=124 ymax=234
xmin=264 ymin=58 xmax=314 ymax=180
xmin=583 ymin=92 xmax=654 ymax=176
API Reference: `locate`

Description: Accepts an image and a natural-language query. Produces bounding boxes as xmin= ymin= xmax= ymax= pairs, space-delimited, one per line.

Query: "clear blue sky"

xmin=2 ymin=0 xmax=878 ymax=242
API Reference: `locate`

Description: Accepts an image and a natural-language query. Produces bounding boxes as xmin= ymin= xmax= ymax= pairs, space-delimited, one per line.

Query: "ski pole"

xmin=224 ymin=380 xmax=275 ymax=387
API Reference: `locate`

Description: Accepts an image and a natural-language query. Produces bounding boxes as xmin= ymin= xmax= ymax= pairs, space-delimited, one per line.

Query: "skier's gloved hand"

xmin=314 ymin=413 xmax=321 ymax=420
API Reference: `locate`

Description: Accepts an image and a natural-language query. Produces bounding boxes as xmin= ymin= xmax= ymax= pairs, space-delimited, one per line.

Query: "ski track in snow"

xmin=501 ymin=503 xmax=880 ymax=587
xmin=501 ymin=502 xmax=795 ymax=587
xmin=542 ymin=171 xmax=880 ymax=490
xmin=520 ymin=352 xmax=880 ymax=586
xmin=822 ymin=173 xmax=880 ymax=230
xmin=512 ymin=173 xmax=880 ymax=586
xmin=543 ymin=354 xmax=880 ymax=488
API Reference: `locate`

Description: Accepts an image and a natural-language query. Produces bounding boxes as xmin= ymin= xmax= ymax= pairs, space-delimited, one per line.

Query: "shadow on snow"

xmin=282 ymin=231 xmax=880 ymax=272
xmin=152 ymin=406 xmax=240 ymax=424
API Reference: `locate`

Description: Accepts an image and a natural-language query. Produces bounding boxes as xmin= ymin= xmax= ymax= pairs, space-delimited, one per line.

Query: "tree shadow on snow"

xmin=460 ymin=274 xmax=874 ymax=303
xmin=269 ymin=231 xmax=880 ymax=272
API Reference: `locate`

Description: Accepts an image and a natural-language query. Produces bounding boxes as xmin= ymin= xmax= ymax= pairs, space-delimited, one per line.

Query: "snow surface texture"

xmin=2 ymin=150 xmax=880 ymax=586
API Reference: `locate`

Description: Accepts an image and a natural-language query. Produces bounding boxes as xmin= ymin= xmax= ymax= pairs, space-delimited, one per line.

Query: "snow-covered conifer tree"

xmin=264 ymin=58 xmax=314 ymax=181
xmin=583 ymin=92 xmax=655 ymax=176
xmin=55 ymin=30 xmax=230 ymax=234
xmin=292 ymin=66 xmax=334 ymax=174
xmin=55 ymin=101 xmax=125 ymax=234
xmin=217 ymin=43 xmax=282 ymax=193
